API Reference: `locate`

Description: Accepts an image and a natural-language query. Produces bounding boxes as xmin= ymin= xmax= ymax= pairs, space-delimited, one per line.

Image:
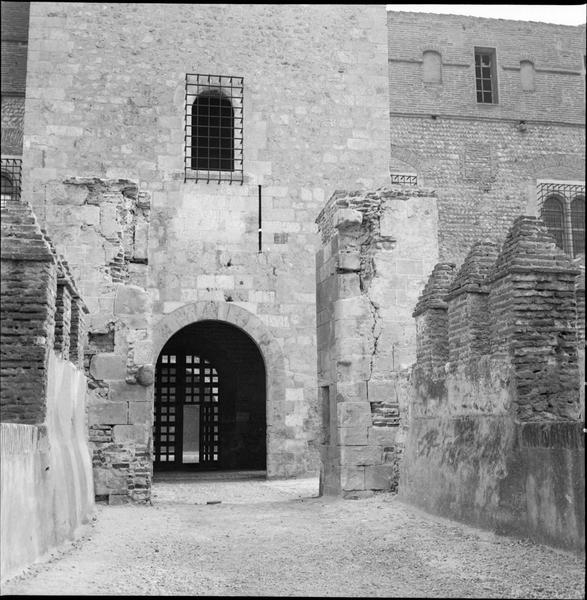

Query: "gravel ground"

xmin=2 ymin=477 xmax=585 ymax=598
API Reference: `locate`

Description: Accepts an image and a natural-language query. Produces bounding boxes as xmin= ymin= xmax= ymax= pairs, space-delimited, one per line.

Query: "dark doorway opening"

xmin=153 ymin=320 xmax=266 ymax=472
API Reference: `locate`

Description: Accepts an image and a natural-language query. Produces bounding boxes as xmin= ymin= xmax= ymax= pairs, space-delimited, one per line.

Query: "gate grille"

xmin=154 ymin=352 xmax=220 ymax=467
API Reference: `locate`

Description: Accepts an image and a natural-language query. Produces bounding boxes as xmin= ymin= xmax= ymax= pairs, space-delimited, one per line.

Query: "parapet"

xmin=413 ymin=215 xmax=583 ymax=421
xmin=1 ymin=196 xmax=89 ymax=423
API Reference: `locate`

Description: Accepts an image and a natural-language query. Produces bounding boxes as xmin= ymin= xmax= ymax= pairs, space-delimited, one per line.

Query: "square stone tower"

xmin=21 ymin=3 xmax=390 ymax=501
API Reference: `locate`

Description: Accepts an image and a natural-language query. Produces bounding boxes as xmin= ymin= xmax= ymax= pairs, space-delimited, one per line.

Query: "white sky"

xmin=386 ymin=4 xmax=586 ymax=26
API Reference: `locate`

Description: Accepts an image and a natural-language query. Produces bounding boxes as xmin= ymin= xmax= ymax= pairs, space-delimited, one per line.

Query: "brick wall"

xmin=387 ymin=11 xmax=585 ymax=266
xmin=0 ymin=195 xmax=89 ymax=424
xmin=401 ymin=215 xmax=585 ymax=551
xmin=387 ymin=11 xmax=585 ymax=123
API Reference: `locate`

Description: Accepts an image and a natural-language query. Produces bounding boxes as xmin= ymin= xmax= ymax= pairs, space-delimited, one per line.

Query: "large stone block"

xmin=337 ymin=273 xmax=361 ymax=299
xmin=365 ymin=465 xmax=395 ymax=490
xmin=340 ymin=445 xmax=382 ymax=466
xmin=338 ymin=426 xmax=368 ymax=445
xmin=337 ymin=402 xmax=371 ymax=427
xmin=88 ymin=401 xmax=127 ymax=425
xmin=93 ymin=466 xmax=128 ymax=495
xmin=128 ymin=401 xmax=152 ymax=425
xmin=90 ymin=353 xmax=127 ymax=381
xmin=334 ymin=296 xmax=372 ymax=320
xmin=113 ymin=284 xmax=149 ymax=316
xmin=335 ymin=382 xmax=368 ymax=403
xmin=113 ymin=424 xmax=149 ymax=444
xmin=368 ymin=426 xmax=398 ymax=446
xmin=341 ymin=466 xmax=365 ymax=491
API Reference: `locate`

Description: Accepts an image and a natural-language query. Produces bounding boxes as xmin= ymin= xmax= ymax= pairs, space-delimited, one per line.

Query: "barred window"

xmin=185 ymin=74 xmax=243 ymax=184
xmin=0 ymin=158 xmax=22 ymax=207
xmin=475 ymin=48 xmax=498 ymax=104
xmin=571 ymin=195 xmax=585 ymax=257
xmin=537 ymin=182 xmax=586 ymax=258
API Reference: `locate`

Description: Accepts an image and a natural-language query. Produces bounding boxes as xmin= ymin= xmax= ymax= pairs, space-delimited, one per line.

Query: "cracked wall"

xmin=315 ymin=186 xmax=439 ymax=496
xmin=22 ymin=3 xmax=392 ymax=499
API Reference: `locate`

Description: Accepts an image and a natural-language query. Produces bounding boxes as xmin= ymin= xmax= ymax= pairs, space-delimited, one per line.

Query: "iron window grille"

xmin=537 ymin=182 xmax=585 ymax=258
xmin=1 ymin=157 xmax=22 ymax=208
xmin=475 ymin=48 xmax=498 ymax=104
xmin=390 ymin=173 xmax=418 ymax=185
xmin=185 ymin=73 xmax=244 ymax=184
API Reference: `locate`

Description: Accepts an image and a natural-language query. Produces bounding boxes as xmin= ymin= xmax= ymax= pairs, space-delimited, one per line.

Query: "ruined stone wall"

xmin=0 ymin=195 xmax=94 ymax=581
xmin=22 ymin=3 xmax=391 ymax=497
xmin=387 ymin=11 xmax=586 ymax=265
xmin=400 ymin=216 xmax=585 ymax=551
xmin=315 ymin=186 xmax=438 ymax=496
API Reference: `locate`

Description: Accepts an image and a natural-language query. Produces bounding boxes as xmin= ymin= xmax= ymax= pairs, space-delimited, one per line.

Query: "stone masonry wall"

xmin=387 ymin=11 xmax=585 ymax=266
xmin=400 ymin=215 xmax=585 ymax=551
xmin=22 ymin=3 xmax=391 ymax=497
xmin=316 ymin=186 xmax=438 ymax=496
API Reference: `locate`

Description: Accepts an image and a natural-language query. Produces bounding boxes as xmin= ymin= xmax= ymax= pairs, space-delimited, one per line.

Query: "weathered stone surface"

xmin=340 ymin=445 xmax=382 ymax=466
xmin=93 ymin=466 xmax=127 ymax=495
xmin=88 ymin=401 xmax=127 ymax=425
xmin=113 ymin=425 xmax=149 ymax=444
xmin=364 ymin=464 xmax=395 ymax=490
xmin=334 ymin=208 xmax=362 ymax=230
xmin=89 ymin=353 xmax=127 ymax=381
xmin=136 ymin=364 xmax=154 ymax=386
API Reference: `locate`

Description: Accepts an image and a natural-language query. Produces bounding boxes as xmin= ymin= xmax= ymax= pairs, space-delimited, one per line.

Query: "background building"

xmin=387 ymin=11 xmax=585 ymax=263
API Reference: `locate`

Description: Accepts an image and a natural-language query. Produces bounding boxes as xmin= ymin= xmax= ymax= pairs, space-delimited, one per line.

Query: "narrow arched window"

xmin=520 ymin=60 xmax=535 ymax=91
xmin=571 ymin=195 xmax=585 ymax=256
xmin=423 ymin=50 xmax=442 ymax=84
xmin=191 ymin=91 xmax=234 ymax=172
xmin=542 ymin=194 xmax=565 ymax=250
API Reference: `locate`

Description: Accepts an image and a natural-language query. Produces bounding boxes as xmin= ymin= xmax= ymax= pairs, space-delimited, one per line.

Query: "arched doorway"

xmin=153 ymin=320 xmax=266 ymax=471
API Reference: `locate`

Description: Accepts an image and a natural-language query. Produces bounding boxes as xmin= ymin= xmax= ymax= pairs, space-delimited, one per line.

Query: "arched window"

xmin=423 ymin=50 xmax=442 ymax=84
xmin=542 ymin=194 xmax=565 ymax=250
xmin=520 ymin=60 xmax=535 ymax=91
xmin=191 ymin=91 xmax=234 ymax=172
xmin=571 ymin=195 xmax=585 ymax=256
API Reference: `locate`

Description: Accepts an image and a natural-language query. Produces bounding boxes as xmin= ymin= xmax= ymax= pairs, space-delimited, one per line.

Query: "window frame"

xmin=537 ymin=180 xmax=586 ymax=258
xmin=184 ymin=73 xmax=244 ymax=185
xmin=474 ymin=47 xmax=499 ymax=105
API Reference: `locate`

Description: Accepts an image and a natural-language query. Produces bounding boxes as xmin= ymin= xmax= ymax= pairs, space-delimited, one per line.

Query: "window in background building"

xmin=520 ymin=60 xmax=536 ymax=92
xmin=423 ymin=50 xmax=442 ymax=84
xmin=538 ymin=182 xmax=586 ymax=258
xmin=0 ymin=158 xmax=22 ymax=207
xmin=475 ymin=48 xmax=498 ymax=104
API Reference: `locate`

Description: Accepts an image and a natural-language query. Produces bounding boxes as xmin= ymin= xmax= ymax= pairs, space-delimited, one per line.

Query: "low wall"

xmin=400 ymin=417 xmax=585 ymax=551
xmin=400 ymin=218 xmax=585 ymax=552
xmin=0 ymin=352 xmax=95 ymax=581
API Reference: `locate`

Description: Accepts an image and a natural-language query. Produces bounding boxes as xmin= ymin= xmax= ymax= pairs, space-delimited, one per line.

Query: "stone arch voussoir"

xmin=151 ymin=301 xmax=286 ymax=477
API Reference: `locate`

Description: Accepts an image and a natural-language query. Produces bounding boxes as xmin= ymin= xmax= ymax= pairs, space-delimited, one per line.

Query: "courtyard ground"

xmin=2 ymin=475 xmax=585 ymax=598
